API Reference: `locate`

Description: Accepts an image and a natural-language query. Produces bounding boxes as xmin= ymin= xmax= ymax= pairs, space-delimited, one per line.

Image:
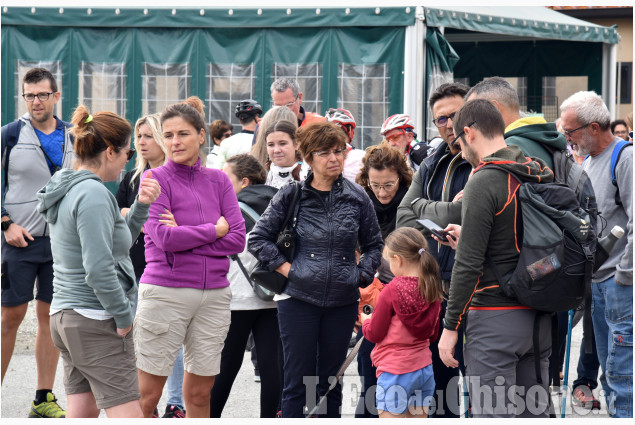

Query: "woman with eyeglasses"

xmin=351 ymin=143 xmax=413 ymax=417
xmin=36 ymin=106 xmax=160 ymax=417
xmin=206 ymin=120 xmax=233 ymax=169
xmin=249 ymin=121 xmax=384 ymax=418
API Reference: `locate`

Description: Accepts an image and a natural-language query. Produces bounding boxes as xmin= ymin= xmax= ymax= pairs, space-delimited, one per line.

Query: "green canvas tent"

xmin=1 ymin=6 xmax=619 ymax=183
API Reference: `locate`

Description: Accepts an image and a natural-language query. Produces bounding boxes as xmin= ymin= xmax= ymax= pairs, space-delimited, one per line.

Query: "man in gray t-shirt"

xmin=560 ymin=91 xmax=633 ymax=419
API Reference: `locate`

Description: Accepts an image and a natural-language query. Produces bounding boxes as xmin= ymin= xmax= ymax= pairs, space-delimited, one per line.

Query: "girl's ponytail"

xmin=384 ymin=227 xmax=443 ymax=303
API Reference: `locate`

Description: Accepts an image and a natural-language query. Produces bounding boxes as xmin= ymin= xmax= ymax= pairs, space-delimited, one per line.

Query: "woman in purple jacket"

xmin=134 ymin=97 xmax=246 ymax=418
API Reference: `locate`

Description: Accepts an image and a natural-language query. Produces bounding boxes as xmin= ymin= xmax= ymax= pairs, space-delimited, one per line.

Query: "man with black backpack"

xmin=560 ymin=91 xmax=633 ymax=418
xmin=1 ymin=67 xmax=74 ymax=417
xmin=467 ymin=76 xmax=602 ymax=411
xmin=437 ymin=99 xmax=555 ymax=417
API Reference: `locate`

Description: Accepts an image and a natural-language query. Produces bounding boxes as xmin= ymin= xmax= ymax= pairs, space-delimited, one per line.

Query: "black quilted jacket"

xmin=248 ymin=173 xmax=384 ymax=307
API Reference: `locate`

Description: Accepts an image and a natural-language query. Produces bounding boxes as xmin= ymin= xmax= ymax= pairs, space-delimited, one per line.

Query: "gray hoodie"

xmin=37 ymin=169 xmax=149 ymax=328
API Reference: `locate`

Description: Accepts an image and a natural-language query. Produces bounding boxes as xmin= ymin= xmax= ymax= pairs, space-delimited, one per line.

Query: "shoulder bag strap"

xmin=230 ymin=253 xmax=256 ymax=290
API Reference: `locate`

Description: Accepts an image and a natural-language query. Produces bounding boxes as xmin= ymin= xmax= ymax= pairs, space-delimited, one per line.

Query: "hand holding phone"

xmin=417 ymin=219 xmax=452 ymax=242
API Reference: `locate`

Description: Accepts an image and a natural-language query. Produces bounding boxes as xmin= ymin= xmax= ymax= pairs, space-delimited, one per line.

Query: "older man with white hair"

xmin=560 ymin=91 xmax=633 ymax=418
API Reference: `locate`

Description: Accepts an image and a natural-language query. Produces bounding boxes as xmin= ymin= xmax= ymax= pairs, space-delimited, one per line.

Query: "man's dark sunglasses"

xmin=433 ymin=112 xmax=457 ymax=128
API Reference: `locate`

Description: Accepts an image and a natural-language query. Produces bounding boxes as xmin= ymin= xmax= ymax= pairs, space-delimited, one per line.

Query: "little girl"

xmin=263 ymin=120 xmax=306 ymax=188
xmin=361 ymin=227 xmax=443 ymax=418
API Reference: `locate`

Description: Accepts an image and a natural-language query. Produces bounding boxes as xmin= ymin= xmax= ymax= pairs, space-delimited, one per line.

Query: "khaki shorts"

xmin=134 ymin=283 xmax=231 ymax=376
xmin=50 ymin=310 xmax=139 ymax=409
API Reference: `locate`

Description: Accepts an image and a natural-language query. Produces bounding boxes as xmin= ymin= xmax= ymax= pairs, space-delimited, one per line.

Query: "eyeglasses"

xmin=385 ymin=129 xmax=406 ymax=143
xmin=222 ymin=132 xmax=233 ymax=139
xmin=369 ymin=178 xmax=399 ymax=192
xmin=22 ymin=92 xmax=55 ymax=102
xmin=450 ymin=121 xmax=476 ymax=149
xmin=312 ymin=149 xmax=345 ymax=158
xmin=123 ymin=148 xmax=135 ymax=161
xmin=563 ymin=123 xmax=590 ymax=138
xmin=432 ymin=112 xmax=457 ymax=128
xmin=273 ymin=95 xmax=298 ymax=109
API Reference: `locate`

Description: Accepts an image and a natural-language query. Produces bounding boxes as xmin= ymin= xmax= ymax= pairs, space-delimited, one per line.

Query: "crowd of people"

xmin=1 ymin=68 xmax=632 ymax=419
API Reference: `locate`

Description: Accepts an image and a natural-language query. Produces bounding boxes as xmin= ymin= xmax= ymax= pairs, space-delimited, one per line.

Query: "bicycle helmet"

xmin=380 ymin=114 xmax=414 ymax=135
xmin=235 ymin=99 xmax=263 ymax=119
xmin=325 ymin=108 xmax=356 ymax=129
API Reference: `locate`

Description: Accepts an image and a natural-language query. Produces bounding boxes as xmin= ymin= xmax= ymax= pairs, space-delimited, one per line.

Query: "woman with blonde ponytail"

xmin=360 ymin=227 xmax=443 ymax=418
xmin=36 ymin=105 xmax=161 ymax=418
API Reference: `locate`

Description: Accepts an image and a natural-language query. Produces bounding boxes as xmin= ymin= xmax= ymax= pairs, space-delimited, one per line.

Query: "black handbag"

xmin=249 ymin=182 xmax=301 ymax=295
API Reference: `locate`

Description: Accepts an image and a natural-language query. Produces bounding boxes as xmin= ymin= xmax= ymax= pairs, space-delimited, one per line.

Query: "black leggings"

xmin=210 ymin=308 xmax=281 ymax=418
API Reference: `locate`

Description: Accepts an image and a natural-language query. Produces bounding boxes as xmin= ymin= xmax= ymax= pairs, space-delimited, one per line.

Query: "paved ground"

xmin=1 ymin=301 xmax=610 ymax=419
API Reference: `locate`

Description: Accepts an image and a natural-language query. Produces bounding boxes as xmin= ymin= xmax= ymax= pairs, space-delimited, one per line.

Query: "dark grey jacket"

xmin=248 ymin=173 xmax=384 ymax=307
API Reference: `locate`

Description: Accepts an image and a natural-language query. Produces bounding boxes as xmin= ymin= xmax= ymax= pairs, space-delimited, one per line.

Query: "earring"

xmin=241 ymin=185 xmax=246 ymax=188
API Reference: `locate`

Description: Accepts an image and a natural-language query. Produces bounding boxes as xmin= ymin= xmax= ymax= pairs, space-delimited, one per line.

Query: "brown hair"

xmin=210 ymin=119 xmax=233 ymax=143
xmin=225 ymin=154 xmax=267 ymax=185
xmin=251 ymin=106 xmax=298 ymax=167
xmin=356 ymin=143 xmax=413 ymax=197
xmin=70 ymin=105 xmax=131 ymax=165
xmin=263 ymin=119 xmax=302 ymax=180
xmin=384 ymin=227 xmax=443 ymax=303
xmin=23 ymin=67 xmax=57 ymax=93
xmin=296 ymin=121 xmax=347 ymax=166
xmin=625 ymin=111 xmax=633 ymax=131
xmin=161 ymin=96 xmax=207 ymax=166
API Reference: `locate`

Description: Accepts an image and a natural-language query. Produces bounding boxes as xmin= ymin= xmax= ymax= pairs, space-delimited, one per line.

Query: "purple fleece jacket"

xmin=140 ymin=158 xmax=246 ymax=289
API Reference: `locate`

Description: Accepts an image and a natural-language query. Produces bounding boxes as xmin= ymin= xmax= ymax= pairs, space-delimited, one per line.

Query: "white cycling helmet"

xmin=325 ymin=108 xmax=356 ymax=129
xmin=380 ymin=114 xmax=415 ymax=135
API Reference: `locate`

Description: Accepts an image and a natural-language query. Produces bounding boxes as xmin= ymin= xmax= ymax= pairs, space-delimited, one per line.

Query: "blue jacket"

xmin=248 ymin=173 xmax=384 ymax=307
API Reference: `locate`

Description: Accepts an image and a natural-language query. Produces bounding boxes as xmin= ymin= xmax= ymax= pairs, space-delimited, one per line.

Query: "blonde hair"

xmin=251 ymin=106 xmax=297 ymax=167
xmin=131 ymin=113 xmax=167 ymax=184
xmin=384 ymin=227 xmax=443 ymax=303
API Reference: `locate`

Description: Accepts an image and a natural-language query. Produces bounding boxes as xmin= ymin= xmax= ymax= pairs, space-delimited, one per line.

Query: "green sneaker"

xmin=28 ymin=392 xmax=66 ymax=418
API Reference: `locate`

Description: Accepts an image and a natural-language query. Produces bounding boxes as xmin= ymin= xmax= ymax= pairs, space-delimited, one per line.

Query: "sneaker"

xmin=152 ymin=408 xmax=160 ymax=418
xmin=163 ymin=404 xmax=186 ymax=418
xmin=572 ymin=385 xmax=601 ymax=410
xmin=28 ymin=392 xmax=66 ymax=418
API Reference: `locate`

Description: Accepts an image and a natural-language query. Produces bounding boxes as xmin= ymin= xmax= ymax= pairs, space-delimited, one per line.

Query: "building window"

xmin=337 ymin=63 xmax=390 ymax=149
xmin=618 ymin=62 xmax=632 ymax=105
xmin=206 ymin=63 xmax=257 ymax=128
xmin=541 ymin=76 xmax=558 ymax=122
xmin=505 ymin=77 xmax=528 ymax=112
xmin=78 ymin=62 xmax=126 ymax=116
xmin=141 ymin=63 xmax=190 ymax=116
xmin=271 ymin=63 xmax=322 ymax=115
xmin=15 ymin=60 xmax=63 ymax=120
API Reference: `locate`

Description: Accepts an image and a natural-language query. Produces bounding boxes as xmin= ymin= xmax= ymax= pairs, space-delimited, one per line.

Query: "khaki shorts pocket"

xmin=134 ymin=317 xmax=171 ymax=375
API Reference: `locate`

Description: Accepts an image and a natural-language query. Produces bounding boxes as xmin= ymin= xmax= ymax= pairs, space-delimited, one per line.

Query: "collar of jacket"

xmin=302 ymin=170 xmax=345 ymax=192
xmin=165 ymin=157 xmax=202 ymax=174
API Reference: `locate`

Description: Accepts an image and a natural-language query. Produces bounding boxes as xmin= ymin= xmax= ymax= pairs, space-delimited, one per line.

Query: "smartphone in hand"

xmin=417 ymin=219 xmax=452 ymax=242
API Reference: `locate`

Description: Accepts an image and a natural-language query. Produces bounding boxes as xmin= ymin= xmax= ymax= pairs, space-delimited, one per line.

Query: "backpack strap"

xmin=610 ymin=140 xmax=632 ymax=207
xmin=1 ymin=120 xmax=25 ymax=217
xmin=238 ymin=201 xmax=260 ymax=229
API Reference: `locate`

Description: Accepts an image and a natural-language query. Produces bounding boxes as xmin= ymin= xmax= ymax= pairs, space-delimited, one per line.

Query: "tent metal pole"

xmin=416 ymin=5 xmax=426 ymax=141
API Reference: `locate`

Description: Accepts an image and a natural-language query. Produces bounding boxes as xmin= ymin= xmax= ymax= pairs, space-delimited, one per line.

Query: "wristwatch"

xmin=1 ymin=219 xmax=13 ymax=231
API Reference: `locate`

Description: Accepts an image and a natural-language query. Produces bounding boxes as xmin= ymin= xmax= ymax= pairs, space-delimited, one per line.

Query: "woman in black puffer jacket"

xmin=249 ymin=121 xmax=383 ymax=418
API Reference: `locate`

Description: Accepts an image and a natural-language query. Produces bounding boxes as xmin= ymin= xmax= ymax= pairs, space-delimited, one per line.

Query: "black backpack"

xmin=482 ymin=164 xmax=597 ymax=386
